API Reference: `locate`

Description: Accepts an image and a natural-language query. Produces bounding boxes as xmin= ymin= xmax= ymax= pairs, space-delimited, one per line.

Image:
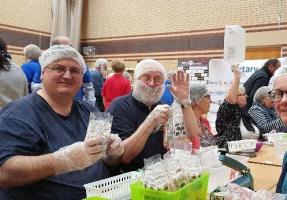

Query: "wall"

xmin=0 ymin=0 xmax=52 ymax=65
xmin=81 ymin=0 xmax=287 ymax=71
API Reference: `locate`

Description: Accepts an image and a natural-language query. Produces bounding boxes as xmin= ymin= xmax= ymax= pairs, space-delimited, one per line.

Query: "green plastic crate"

xmin=130 ymin=172 xmax=209 ymax=200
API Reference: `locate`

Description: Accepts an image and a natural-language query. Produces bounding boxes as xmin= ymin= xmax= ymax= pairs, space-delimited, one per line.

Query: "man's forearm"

xmin=0 ymin=154 xmax=57 ymax=187
xmin=121 ymin=121 xmax=154 ymax=164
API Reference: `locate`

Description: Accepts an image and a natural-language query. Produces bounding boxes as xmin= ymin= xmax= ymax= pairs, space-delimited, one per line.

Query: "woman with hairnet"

xmin=189 ymin=84 xmax=217 ymax=147
xmin=215 ymin=67 xmax=260 ymax=148
xmin=248 ymin=86 xmax=286 ymax=137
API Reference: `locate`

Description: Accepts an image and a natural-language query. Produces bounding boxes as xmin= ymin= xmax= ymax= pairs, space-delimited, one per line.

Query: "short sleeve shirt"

xmin=0 ymin=93 xmax=110 ymax=200
xmin=106 ymin=94 xmax=166 ymax=173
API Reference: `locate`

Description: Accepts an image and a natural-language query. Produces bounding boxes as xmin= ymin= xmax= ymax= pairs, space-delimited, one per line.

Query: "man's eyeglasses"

xmin=46 ymin=65 xmax=83 ymax=76
xmin=140 ymin=74 xmax=164 ymax=86
xmin=269 ymin=89 xmax=287 ymax=102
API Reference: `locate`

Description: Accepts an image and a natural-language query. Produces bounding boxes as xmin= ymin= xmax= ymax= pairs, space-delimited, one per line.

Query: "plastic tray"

xmin=130 ymin=172 xmax=209 ymax=200
xmin=84 ymin=171 xmax=142 ymax=200
xmin=227 ymin=139 xmax=257 ymax=153
xmin=263 ymin=132 xmax=287 ymax=143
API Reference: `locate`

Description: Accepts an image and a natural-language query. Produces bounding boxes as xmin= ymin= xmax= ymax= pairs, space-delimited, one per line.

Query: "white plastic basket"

xmin=227 ymin=139 xmax=257 ymax=153
xmin=263 ymin=132 xmax=287 ymax=143
xmin=84 ymin=171 xmax=141 ymax=200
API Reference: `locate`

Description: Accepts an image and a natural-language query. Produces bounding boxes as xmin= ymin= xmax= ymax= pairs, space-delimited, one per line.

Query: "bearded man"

xmin=107 ymin=59 xmax=197 ymax=174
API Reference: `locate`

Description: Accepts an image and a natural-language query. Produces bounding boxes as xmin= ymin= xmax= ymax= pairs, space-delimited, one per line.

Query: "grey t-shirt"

xmin=0 ymin=62 xmax=28 ymax=109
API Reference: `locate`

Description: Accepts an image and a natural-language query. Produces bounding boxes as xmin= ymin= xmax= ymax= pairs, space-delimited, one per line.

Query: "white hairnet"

xmin=134 ymin=59 xmax=167 ymax=81
xmin=269 ymin=65 xmax=287 ymax=89
xmin=39 ymin=45 xmax=86 ymax=73
xmin=253 ymin=86 xmax=271 ymax=103
xmin=189 ymin=84 xmax=209 ymax=104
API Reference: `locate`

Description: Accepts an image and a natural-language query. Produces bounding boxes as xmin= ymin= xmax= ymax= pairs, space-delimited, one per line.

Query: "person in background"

xmin=244 ymin=58 xmax=281 ymax=110
xmin=0 ymin=38 xmax=28 ymax=110
xmin=0 ymin=45 xmax=124 ymax=200
xmin=123 ymin=71 xmax=132 ymax=81
xmin=90 ymin=58 xmax=108 ymax=111
xmin=107 ymin=59 xmax=198 ymax=174
xmin=51 ymin=36 xmax=96 ymax=107
xmin=102 ymin=60 xmax=131 ymax=110
xmin=189 ymin=84 xmax=217 ymax=147
xmin=248 ymin=86 xmax=286 ymax=137
xmin=21 ymin=44 xmax=42 ymax=93
xmin=216 ymin=66 xmax=259 ymax=148
xmin=160 ymin=72 xmax=174 ymax=105
xmin=268 ymin=66 xmax=287 ymax=193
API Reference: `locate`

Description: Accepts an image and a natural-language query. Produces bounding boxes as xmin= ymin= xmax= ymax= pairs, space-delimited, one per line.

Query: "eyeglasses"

xmin=46 ymin=65 xmax=83 ymax=76
xmin=269 ymin=89 xmax=287 ymax=102
xmin=140 ymin=74 xmax=164 ymax=86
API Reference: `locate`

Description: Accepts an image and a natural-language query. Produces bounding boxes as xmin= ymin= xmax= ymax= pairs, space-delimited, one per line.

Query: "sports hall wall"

xmin=0 ymin=0 xmax=51 ymax=65
xmin=81 ymin=0 xmax=287 ymax=71
xmin=0 ymin=0 xmax=286 ymax=71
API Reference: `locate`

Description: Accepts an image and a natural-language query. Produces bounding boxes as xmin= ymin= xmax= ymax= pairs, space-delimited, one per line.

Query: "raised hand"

xmin=169 ymin=70 xmax=190 ymax=103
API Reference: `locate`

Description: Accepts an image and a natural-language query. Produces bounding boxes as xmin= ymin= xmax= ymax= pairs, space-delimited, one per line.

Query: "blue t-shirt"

xmin=0 ymin=93 xmax=110 ymax=200
xmin=107 ymin=94 xmax=166 ymax=174
xmin=75 ymin=69 xmax=91 ymax=99
xmin=90 ymin=70 xmax=104 ymax=97
xmin=21 ymin=60 xmax=41 ymax=93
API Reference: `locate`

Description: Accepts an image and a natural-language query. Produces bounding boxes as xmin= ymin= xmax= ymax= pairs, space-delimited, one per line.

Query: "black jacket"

xmin=243 ymin=67 xmax=272 ymax=110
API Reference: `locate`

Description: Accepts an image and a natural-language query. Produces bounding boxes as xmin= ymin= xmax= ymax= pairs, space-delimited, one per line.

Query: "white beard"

xmin=132 ymin=80 xmax=164 ymax=105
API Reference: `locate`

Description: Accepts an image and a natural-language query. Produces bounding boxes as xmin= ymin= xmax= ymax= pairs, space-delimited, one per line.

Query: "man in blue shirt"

xmin=90 ymin=58 xmax=108 ymax=111
xmin=21 ymin=44 xmax=42 ymax=93
xmin=0 ymin=45 xmax=124 ymax=200
xmin=107 ymin=59 xmax=197 ymax=174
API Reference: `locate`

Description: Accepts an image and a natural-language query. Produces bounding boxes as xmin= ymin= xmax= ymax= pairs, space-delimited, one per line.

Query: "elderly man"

xmin=21 ymin=44 xmax=42 ymax=93
xmin=107 ymin=59 xmax=197 ymax=174
xmin=51 ymin=36 xmax=96 ymax=107
xmin=90 ymin=58 xmax=108 ymax=111
xmin=0 ymin=45 xmax=123 ymax=200
xmin=268 ymin=66 xmax=287 ymax=194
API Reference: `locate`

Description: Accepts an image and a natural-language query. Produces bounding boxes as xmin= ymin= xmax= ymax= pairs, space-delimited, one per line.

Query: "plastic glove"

xmin=106 ymin=134 xmax=124 ymax=159
xmin=146 ymin=104 xmax=172 ymax=128
xmin=53 ymin=135 xmax=107 ymax=174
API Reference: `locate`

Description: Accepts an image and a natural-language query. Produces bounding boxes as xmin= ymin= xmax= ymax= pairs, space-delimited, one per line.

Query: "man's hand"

xmin=146 ymin=104 xmax=171 ymax=128
xmin=106 ymin=134 xmax=124 ymax=159
xmin=53 ymin=135 xmax=107 ymax=174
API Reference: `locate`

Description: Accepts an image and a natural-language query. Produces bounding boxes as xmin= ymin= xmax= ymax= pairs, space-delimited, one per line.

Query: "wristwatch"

xmin=180 ymin=102 xmax=192 ymax=109
xmin=180 ymin=99 xmax=192 ymax=109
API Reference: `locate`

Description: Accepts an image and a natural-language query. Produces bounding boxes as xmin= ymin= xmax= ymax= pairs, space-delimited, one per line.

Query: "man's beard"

xmin=132 ymin=80 xmax=164 ymax=105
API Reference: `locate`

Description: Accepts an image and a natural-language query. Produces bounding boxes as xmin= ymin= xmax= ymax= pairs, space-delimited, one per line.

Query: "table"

xmin=248 ymin=144 xmax=282 ymax=167
xmin=245 ymin=145 xmax=284 ymax=191
xmin=247 ymin=162 xmax=281 ymax=191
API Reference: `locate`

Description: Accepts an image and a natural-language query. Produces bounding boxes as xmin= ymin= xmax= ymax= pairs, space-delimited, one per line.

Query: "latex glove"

xmin=146 ymin=104 xmax=171 ymax=128
xmin=53 ymin=135 xmax=107 ymax=174
xmin=106 ymin=134 xmax=124 ymax=159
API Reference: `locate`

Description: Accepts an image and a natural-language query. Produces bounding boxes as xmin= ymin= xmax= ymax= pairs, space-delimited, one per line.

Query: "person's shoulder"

xmin=107 ymin=94 xmax=132 ymax=111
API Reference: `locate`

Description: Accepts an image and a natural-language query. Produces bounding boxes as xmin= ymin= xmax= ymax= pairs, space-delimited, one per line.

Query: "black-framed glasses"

xmin=45 ymin=65 xmax=83 ymax=76
xmin=269 ymin=89 xmax=287 ymax=102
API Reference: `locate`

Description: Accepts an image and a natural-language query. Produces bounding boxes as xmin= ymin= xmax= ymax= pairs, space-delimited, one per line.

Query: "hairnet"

xmin=269 ymin=65 xmax=287 ymax=89
xmin=189 ymin=84 xmax=210 ymax=104
xmin=134 ymin=59 xmax=167 ymax=81
xmin=253 ymin=86 xmax=271 ymax=103
xmin=39 ymin=45 xmax=86 ymax=73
